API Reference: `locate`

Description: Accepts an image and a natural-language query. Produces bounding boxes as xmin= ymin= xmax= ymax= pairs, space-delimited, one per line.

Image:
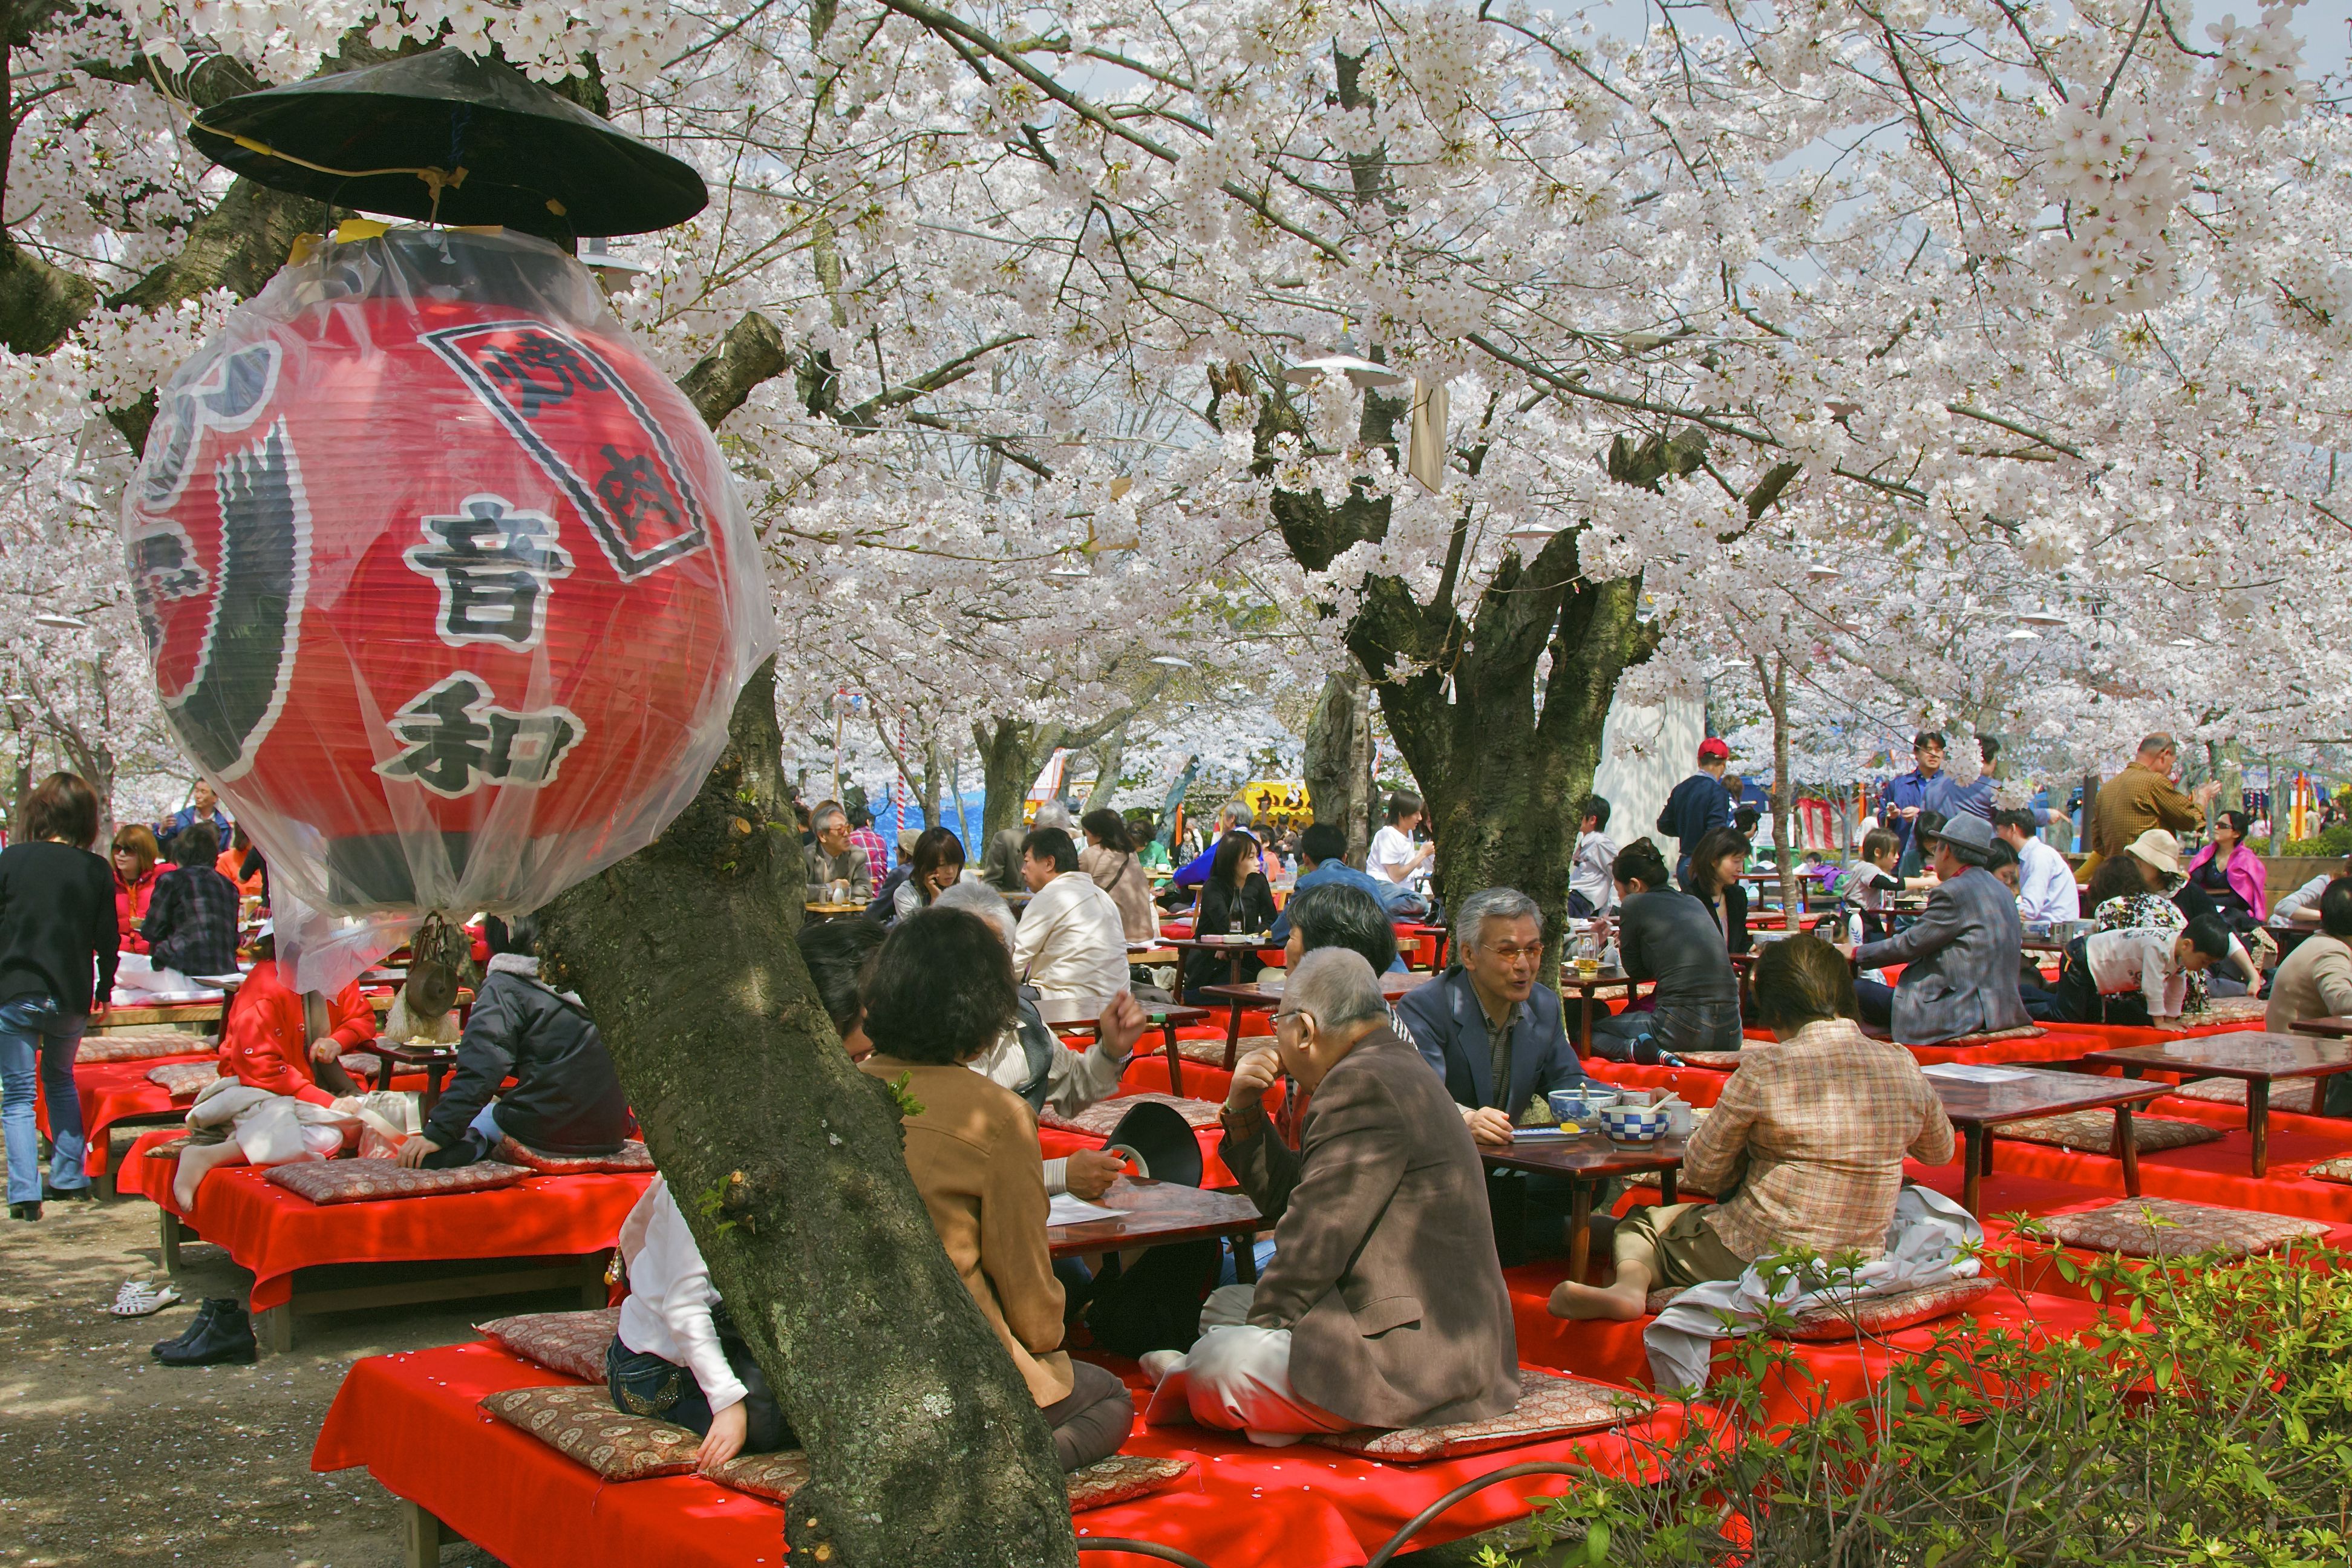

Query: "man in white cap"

xmin=1851 ymin=814 xmax=2031 ymax=1044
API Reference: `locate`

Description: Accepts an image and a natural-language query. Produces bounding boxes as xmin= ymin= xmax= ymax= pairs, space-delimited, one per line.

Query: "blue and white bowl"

xmin=1599 ymin=1103 xmax=1671 ymax=1145
xmin=1547 ymin=1086 xmax=1618 ymax=1123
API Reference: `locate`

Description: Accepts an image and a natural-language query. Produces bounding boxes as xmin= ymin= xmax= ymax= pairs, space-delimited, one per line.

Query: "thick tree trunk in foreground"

xmin=540 ymin=660 xmax=1078 ymax=1567
xmin=1302 ymin=664 xmax=1373 ymax=864
xmin=976 ymin=717 xmax=1046 ymax=843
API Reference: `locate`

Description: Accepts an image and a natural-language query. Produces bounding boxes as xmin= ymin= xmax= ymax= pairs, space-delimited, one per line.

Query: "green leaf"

xmin=1583 ymin=1520 xmax=1610 ymax=1564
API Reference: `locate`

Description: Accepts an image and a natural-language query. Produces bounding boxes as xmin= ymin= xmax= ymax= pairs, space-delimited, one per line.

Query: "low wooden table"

xmin=1926 ymin=1066 xmax=2171 ymax=1214
xmin=1162 ymin=934 xmax=1276 ymax=1000
xmin=1557 ymin=972 xmax=1655 ymax=1056
xmin=1483 ymin=1131 xmax=1688 ymax=1281
xmin=2294 ymin=1016 xmax=2352 ymax=1040
xmin=1031 ymin=995 xmax=1210 ymax=1096
xmin=357 ymin=1042 xmax=463 ymax=1114
xmin=2082 ymin=1031 xmax=2352 ymax=1176
xmin=1046 ymin=1175 xmax=1266 ymax=1282
xmin=1196 ymin=973 xmax=1425 ymax=1072
xmin=802 ymin=901 xmax=868 ymax=922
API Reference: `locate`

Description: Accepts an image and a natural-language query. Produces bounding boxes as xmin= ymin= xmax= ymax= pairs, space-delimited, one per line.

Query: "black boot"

xmin=5 ymin=1201 xmax=37 ymax=1221
xmin=152 ymin=1297 xmax=223 ymax=1359
xmin=158 ymin=1299 xmax=255 ymax=1367
xmin=44 ymin=1182 xmax=93 ymax=1203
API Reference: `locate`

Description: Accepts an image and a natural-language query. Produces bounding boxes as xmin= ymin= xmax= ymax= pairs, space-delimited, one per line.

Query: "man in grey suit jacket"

xmin=1853 ymin=814 xmax=2031 ymax=1044
xmin=1142 ymin=949 xmax=1520 ymax=1443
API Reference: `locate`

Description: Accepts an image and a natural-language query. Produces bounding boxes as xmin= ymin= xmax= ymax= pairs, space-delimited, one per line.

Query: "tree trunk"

xmin=1083 ymin=720 xmax=1129 ymax=813
xmin=1755 ymin=653 xmax=1797 ymax=915
xmin=1303 ymin=665 xmax=1373 ymax=863
xmin=538 ymin=659 xmax=1079 ymax=1567
xmin=976 ymin=717 xmax=1044 ymax=843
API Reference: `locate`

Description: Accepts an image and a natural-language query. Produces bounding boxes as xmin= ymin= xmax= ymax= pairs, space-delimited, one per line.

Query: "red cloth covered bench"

xmin=313 ymin=1340 xmax=1702 ymax=1568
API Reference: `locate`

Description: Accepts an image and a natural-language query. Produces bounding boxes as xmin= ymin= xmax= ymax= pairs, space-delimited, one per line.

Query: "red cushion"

xmin=477 ymin=1308 xmax=621 ymax=1382
xmin=494 ymin=1137 xmax=656 ymax=1175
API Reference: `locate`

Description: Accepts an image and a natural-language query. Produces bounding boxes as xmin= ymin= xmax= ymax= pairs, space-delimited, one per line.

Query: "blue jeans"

xmin=0 ymin=996 xmax=89 ymax=1203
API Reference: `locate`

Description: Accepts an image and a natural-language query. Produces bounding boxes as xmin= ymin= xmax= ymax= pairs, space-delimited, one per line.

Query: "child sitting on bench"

xmin=607 ymin=1174 xmax=791 ymax=1471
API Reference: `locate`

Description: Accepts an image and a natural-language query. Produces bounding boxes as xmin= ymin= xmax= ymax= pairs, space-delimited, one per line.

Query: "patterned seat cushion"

xmin=142 ymin=1137 xmax=192 ymax=1161
xmin=1039 ymin=1093 xmax=1226 ymax=1137
xmin=79 ymin=1032 xmax=212 ymax=1065
xmin=2174 ymin=996 xmax=2270 ymax=1028
xmin=1781 ymin=1278 xmax=2001 ymax=1340
xmin=2042 ymin=1198 xmax=2330 ymax=1259
xmin=494 ymin=1137 xmax=657 ymax=1175
xmin=146 ymin=1061 xmax=220 ymax=1099
xmin=1175 ymin=1034 xmax=1272 ymax=1066
xmin=266 ymin=1157 xmax=529 ymax=1204
xmin=478 ymin=1307 xmax=621 ymax=1382
xmin=1624 ymin=1171 xmax=1715 ymax=1197
xmin=1307 ymin=1368 xmax=1647 ymax=1462
xmin=480 ymin=1385 xmax=697 ymax=1481
xmin=1673 ymin=1051 xmax=1746 ymax=1071
xmin=707 ymin=1450 xmax=1194 ymax=1512
xmin=2167 ymin=1076 xmax=2317 ymax=1113
xmin=1996 ymin=1111 xmax=2220 ymax=1154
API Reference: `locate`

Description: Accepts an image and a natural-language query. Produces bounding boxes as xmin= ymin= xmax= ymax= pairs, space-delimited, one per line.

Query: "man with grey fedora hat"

xmin=1851 ymin=812 xmax=2031 ymax=1044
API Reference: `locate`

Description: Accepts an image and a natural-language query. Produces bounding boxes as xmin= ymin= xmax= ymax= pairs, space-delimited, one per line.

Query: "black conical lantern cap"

xmin=188 ymin=49 xmax=707 ymax=238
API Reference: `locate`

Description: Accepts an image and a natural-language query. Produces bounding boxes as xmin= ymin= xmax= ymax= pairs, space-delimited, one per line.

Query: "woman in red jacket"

xmin=111 ymin=826 xmax=161 ymax=952
xmin=215 ymin=936 xmax=376 ymax=1105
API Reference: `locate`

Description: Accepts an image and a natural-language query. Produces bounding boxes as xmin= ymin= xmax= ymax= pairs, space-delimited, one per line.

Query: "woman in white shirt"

xmin=607 ymin=1175 xmax=790 ymax=1469
xmin=1369 ymin=790 xmax=1436 ymax=891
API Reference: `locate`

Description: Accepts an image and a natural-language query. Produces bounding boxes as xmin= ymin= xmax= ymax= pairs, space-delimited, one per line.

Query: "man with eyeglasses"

xmin=1136 ymin=949 xmax=1518 ymax=1444
xmin=1394 ymin=886 xmax=1605 ymax=1262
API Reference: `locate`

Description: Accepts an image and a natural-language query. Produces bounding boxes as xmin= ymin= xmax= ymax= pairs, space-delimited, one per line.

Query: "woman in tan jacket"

xmin=858 ymin=906 xmax=1135 ymax=1471
xmin=1079 ymin=809 xmax=1159 ymax=944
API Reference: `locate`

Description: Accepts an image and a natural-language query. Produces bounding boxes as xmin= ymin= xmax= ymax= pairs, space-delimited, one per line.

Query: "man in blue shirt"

xmin=1269 ymin=823 xmax=1414 ymax=959
xmin=1655 ymin=737 xmax=1731 ymax=889
xmin=1926 ymin=735 xmax=1999 ymax=824
xmin=157 ymin=780 xmax=231 ymax=857
xmin=1169 ymin=799 xmax=1256 ymax=889
xmin=1878 ymin=731 xmax=1947 ymax=876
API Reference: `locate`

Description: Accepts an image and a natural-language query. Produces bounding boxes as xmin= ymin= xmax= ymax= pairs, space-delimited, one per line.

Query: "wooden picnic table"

xmin=1031 ymin=993 xmax=1211 ymax=1096
xmin=1161 ymin=933 xmax=1278 ymax=1001
xmin=1481 ymin=1131 xmax=1690 ymax=1282
xmin=1557 ymin=970 xmax=1655 ymax=1057
xmin=2081 ymin=1031 xmax=2352 ymax=1177
xmin=1046 ymin=1175 xmax=1267 ymax=1282
xmin=1925 ymin=1065 xmax=2171 ymax=1215
xmin=356 ymin=1040 xmax=464 ymax=1116
xmin=2293 ymin=1016 xmax=2352 ymax=1039
xmin=1195 ymin=973 xmax=1426 ymax=1073
xmin=802 ymin=901 xmax=868 ymax=921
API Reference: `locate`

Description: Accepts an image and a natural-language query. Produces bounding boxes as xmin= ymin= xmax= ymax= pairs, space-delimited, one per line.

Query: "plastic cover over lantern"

xmin=121 ymin=226 xmax=775 ymax=989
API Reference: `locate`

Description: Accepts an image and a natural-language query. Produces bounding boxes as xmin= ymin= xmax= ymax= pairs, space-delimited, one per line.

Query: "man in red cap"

xmin=1656 ymin=737 xmax=1733 ymax=890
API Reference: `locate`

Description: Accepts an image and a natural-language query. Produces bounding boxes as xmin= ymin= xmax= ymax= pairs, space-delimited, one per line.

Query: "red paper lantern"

xmin=122 ymin=227 xmax=769 ymax=919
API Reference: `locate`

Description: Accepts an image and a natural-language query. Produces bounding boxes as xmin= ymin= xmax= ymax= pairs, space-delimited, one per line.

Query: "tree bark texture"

xmin=1302 ymin=664 xmax=1373 ymax=863
xmin=1755 ymin=653 xmax=1797 ymax=913
xmin=1256 ymin=389 xmax=1691 ymax=972
xmin=539 ymin=661 xmax=1080 ymax=1567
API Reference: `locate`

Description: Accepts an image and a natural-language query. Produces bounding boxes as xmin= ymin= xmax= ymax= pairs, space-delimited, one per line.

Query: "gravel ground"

xmin=0 ymin=1140 xmax=1541 ymax=1568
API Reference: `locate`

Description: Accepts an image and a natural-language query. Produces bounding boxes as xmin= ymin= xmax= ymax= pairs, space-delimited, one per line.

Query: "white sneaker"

xmin=1138 ymin=1349 xmax=1186 ymax=1386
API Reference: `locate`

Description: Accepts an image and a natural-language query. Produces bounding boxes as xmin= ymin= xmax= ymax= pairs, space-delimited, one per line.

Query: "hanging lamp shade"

xmin=186 ymin=49 xmax=707 ymax=238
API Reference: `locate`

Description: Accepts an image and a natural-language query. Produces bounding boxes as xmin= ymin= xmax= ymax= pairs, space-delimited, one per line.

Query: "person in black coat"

xmin=398 ymin=915 xmax=629 ymax=1167
xmin=1184 ymin=831 xmax=1276 ymax=1004
xmin=1587 ymin=840 xmax=1743 ymax=1061
xmin=0 ymin=773 xmax=118 ymax=1218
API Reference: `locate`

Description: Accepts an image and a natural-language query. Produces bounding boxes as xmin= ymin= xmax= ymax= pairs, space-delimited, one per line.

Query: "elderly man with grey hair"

xmin=930 ymin=881 xmax=1146 ymax=1201
xmin=1138 ymin=949 xmax=1519 ymax=1443
xmin=1394 ymin=886 xmax=1606 ymax=1263
xmin=803 ymin=801 xmax=874 ymax=903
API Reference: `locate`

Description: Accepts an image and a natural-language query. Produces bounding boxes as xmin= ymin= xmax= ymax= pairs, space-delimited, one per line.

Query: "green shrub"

xmin=1488 ymin=1236 xmax=2352 ymax=1567
xmin=2247 ymin=823 xmax=2352 ymax=857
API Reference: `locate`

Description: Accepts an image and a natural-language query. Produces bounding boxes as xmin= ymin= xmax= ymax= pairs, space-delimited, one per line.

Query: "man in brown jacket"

xmin=2088 ymin=733 xmax=2219 ymax=871
xmin=1145 ymin=948 xmax=1520 ymax=1443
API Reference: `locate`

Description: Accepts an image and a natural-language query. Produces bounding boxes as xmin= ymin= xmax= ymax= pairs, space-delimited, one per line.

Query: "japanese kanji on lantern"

xmin=120 ymin=224 xmax=773 ymax=971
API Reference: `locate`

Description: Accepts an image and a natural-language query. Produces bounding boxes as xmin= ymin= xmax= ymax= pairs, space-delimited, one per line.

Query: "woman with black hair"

xmin=859 ymin=907 xmax=1137 ymax=1472
xmin=397 ymin=913 xmax=629 ymax=1168
xmin=1079 ymin=808 xmax=1158 ymax=942
xmin=871 ymin=825 xmax=965 ymax=926
xmin=1587 ymin=839 xmax=1742 ymax=1061
xmin=1187 ymin=830 xmax=1276 ymax=1002
xmin=1685 ymin=825 xmax=1754 ymax=955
